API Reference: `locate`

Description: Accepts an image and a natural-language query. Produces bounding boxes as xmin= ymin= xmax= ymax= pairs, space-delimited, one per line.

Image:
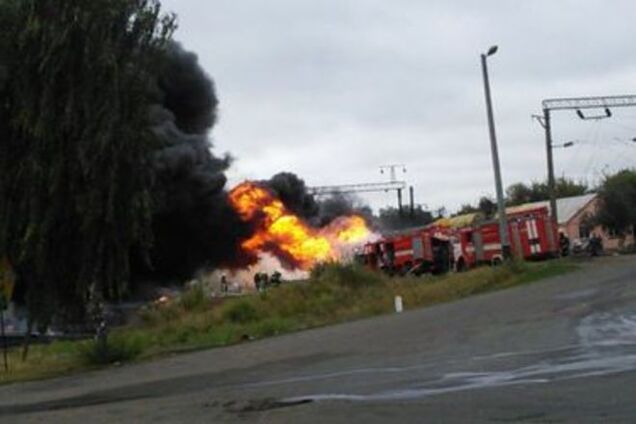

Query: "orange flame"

xmin=229 ymin=182 xmax=371 ymax=269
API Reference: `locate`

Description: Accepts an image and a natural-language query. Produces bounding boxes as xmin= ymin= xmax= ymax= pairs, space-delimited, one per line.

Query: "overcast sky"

xmin=161 ymin=0 xmax=636 ymax=212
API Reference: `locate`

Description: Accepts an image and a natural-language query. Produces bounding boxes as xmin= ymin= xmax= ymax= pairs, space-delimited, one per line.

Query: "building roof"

xmin=505 ymin=193 xmax=597 ymax=225
xmin=434 ymin=212 xmax=482 ymax=229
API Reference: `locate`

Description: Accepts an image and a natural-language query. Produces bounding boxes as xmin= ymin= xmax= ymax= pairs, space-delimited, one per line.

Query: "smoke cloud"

xmin=261 ymin=172 xmax=374 ymax=228
xmin=135 ymin=43 xmax=373 ymax=283
xmin=261 ymin=172 xmax=319 ymax=220
xmin=138 ymin=42 xmax=252 ymax=281
xmin=317 ymin=193 xmax=374 ymax=228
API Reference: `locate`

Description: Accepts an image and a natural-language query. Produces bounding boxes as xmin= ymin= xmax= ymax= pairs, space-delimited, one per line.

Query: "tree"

xmin=506 ymin=178 xmax=588 ymax=206
xmin=455 ymin=203 xmax=478 ymax=216
xmin=553 ymin=177 xmax=590 ymax=199
xmin=505 ymin=182 xmax=535 ymax=206
xmin=595 ymin=169 xmax=636 ymax=240
xmin=478 ymin=196 xmax=497 ymax=218
xmin=0 ymin=1 xmax=176 ymax=330
xmin=454 ymin=196 xmax=496 ymax=219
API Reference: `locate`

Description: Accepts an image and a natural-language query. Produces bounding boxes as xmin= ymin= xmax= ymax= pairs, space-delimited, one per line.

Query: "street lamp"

xmin=552 ymin=141 xmax=576 ymax=149
xmin=480 ymin=45 xmax=511 ymax=259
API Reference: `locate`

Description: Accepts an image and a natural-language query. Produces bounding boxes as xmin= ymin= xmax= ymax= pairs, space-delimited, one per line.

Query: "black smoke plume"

xmin=261 ymin=172 xmax=319 ymax=220
xmin=317 ymin=193 xmax=374 ymax=227
xmin=136 ymin=42 xmax=251 ymax=281
xmin=262 ymin=172 xmax=374 ymax=228
xmin=135 ymin=43 xmax=374 ymax=283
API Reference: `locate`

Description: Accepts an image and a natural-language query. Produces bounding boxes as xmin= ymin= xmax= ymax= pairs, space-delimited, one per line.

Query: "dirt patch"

xmin=225 ymin=397 xmax=314 ymax=413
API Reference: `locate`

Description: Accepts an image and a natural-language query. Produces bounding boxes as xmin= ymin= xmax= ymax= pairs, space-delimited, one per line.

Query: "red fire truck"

xmin=361 ymin=206 xmax=558 ymax=275
xmin=452 ymin=205 xmax=558 ymax=270
xmin=360 ymin=225 xmax=453 ymax=276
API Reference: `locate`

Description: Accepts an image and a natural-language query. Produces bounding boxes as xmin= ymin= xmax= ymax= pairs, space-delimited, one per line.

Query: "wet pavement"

xmin=0 ymin=255 xmax=635 ymax=423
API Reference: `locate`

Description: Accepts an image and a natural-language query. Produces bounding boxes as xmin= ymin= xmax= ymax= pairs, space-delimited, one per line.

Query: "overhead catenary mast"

xmin=308 ymin=164 xmax=411 ymax=212
xmin=536 ymin=94 xmax=636 ymax=226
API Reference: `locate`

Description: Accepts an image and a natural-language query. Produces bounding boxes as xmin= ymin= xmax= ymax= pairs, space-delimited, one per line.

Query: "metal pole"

xmin=481 ymin=52 xmax=511 ymax=259
xmin=397 ymin=188 xmax=403 ymax=215
xmin=409 ymin=186 xmax=415 ymax=217
xmin=544 ymin=108 xmax=558 ymax=227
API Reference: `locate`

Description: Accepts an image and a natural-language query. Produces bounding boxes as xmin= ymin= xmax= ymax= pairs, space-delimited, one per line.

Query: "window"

xmin=579 ymin=224 xmax=591 ymax=239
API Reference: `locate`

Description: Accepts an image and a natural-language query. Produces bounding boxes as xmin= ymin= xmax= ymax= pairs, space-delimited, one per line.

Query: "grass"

xmin=0 ymin=259 xmax=576 ymax=384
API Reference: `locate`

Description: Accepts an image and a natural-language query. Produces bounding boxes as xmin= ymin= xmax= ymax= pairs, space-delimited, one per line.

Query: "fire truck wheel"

xmin=403 ymin=262 xmax=413 ymax=276
xmin=491 ymin=257 xmax=503 ymax=266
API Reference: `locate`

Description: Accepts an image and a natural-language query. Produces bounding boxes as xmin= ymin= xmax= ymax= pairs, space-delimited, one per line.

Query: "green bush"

xmin=263 ymin=285 xmax=309 ymax=318
xmin=179 ymin=284 xmax=209 ymax=311
xmin=310 ymin=262 xmax=330 ymax=279
xmin=249 ymin=317 xmax=294 ymax=337
xmin=313 ymin=263 xmax=383 ymax=289
xmin=138 ymin=302 xmax=181 ymax=326
xmin=78 ymin=334 xmax=143 ymax=365
xmin=138 ymin=286 xmax=210 ymax=326
xmin=504 ymin=258 xmax=529 ymax=274
xmin=222 ymin=299 xmax=262 ymax=323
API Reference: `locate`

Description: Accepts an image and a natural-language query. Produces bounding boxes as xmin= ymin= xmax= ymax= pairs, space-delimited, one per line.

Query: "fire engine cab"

xmin=361 ymin=226 xmax=452 ymax=276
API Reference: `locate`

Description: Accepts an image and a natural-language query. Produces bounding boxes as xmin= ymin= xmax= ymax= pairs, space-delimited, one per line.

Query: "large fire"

xmin=229 ymin=182 xmax=371 ymax=270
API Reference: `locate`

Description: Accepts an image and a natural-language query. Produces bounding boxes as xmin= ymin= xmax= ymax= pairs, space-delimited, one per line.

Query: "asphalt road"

xmin=1 ymin=256 xmax=635 ymax=423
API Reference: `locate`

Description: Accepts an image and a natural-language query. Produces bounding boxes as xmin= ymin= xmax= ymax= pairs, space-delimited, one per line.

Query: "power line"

xmin=539 ymin=94 xmax=636 ymax=225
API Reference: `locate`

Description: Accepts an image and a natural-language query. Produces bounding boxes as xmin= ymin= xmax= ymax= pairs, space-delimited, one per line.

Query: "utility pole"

xmin=543 ymin=108 xmax=558 ymax=226
xmin=481 ymin=45 xmax=511 ymax=259
xmin=379 ymin=164 xmax=406 ymax=183
xmin=380 ymin=164 xmax=407 ymax=210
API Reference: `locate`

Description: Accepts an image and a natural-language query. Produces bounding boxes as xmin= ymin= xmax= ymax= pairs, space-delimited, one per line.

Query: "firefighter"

xmin=589 ymin=233 xmax=603 ymax=257
xmin=260 ymin=272 xmax=269 ymax=290
xmin=253 ymin=273 xmax=261 ymax=292
xmin=559 ymin=232 xmax=570 ymax=257
xmin=220 ymin=274 xmax=228 ymax=294
xmin=270 ymin=271 xmax=282 ymax=287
